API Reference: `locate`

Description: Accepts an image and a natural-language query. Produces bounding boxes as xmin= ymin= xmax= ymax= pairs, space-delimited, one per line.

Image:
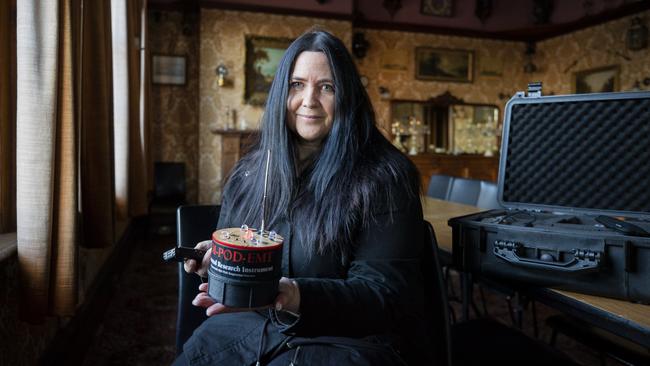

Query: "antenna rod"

xmin=260 ymin=149 xmax=271 ymax=236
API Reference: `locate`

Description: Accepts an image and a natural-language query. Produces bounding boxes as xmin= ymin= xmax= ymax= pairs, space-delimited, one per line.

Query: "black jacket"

xmin=182 ymin=162 xmax=432 ymax=365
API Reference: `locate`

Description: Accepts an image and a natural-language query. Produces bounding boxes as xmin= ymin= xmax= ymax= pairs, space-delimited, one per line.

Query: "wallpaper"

xmin=537 ymin=10 xmax=650 ymax=95
xmin=150 ymin=8 xmax=649 ymax=204
xmin=149 ymin=11 xmax=200 ymax=203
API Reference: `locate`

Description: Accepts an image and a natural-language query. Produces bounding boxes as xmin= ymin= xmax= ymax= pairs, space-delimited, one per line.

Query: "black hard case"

xmin=449 ymin=88 xmax=650 ymax=303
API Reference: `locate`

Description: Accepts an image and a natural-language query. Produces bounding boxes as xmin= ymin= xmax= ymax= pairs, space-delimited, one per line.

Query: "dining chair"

xmin=175 ymin=204 xmax=221 ymax=354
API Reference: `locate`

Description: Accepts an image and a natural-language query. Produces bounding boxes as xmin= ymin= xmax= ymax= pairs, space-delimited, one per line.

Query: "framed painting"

xmin=421 ymin=0 xmax=454 ymax=17
xmin=573 ymin=65 xmax=620 ymax=94
xmin=245 ymin=36 xmax=293 ymax=105
xmin=415 ymin=47 xmax=473 ymax=83
xmin=479 ymin=55 xmax=504 ymax=78
xmin=152 ymin=55 xmax=186 ymax=85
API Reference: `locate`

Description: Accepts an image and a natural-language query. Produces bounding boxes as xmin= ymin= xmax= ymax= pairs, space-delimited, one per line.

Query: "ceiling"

xmin=149 ymin=0 xmax=650 ymax=41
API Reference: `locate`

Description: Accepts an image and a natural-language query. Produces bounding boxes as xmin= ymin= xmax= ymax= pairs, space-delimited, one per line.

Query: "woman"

xmin=176 ymin=29 xmax=432 ymax=365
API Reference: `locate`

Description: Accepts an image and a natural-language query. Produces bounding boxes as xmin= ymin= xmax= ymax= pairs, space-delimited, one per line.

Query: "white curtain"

xmin=112 ymin=0 xmax=129 ymax=220
xmin=16 ymin=0 xmax=78 ymax=318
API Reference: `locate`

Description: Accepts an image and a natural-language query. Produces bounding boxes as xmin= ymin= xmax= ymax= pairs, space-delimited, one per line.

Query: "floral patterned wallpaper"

xmin=537 ymin=10 xmax=650 ymax=95
xmin=149 ymin=11 xmax=200 ymax=203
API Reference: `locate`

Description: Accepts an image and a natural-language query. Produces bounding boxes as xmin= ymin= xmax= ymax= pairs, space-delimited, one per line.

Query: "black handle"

xmin=162 ymin=246 xmax=207 ymax=263
xmin=493 ymin=240 xmax=602 ymax=273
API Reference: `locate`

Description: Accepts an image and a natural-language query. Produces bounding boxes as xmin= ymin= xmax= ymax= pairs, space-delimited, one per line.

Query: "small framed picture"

xmin=573 ymin=65 xmax=620 ymax=94
xmin=479 ymin=55 xmax=504 ymax=78
xmin=245 ymin=36 xmax=293 ymax=105
xmin=415 ymin=47 xmax=473 ymax=83
xmin=152 ymin=55 xmax=187 ymax=86
xmin=421 ymin=0 xmax=454 ymax=17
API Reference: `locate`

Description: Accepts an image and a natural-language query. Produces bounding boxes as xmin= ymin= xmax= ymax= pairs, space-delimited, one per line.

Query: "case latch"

xmin=526 ymin=82 xmax=542 ymax=97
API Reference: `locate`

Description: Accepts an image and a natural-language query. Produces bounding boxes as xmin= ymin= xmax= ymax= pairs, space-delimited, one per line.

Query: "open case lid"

xmin=497 ymin=84 xmax=650 ymax=218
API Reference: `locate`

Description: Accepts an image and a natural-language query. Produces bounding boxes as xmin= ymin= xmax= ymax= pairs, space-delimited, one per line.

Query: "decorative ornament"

xmin=352 ymin=32 xmax=370 ymax=59
xmin=475 ymin=0 xmax=492 ymax=24
xmin=626 ymin=17 xmax=648 ymax=51
xmin=382 ymin=0 xmax=402 ymax=19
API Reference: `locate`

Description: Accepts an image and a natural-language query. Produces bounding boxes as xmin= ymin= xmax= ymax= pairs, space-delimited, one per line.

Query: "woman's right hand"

xmin=183 ymin=240 xmax=212 ymax=277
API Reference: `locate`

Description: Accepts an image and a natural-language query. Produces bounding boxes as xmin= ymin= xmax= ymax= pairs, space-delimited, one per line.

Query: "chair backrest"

xmin=154 ymin=162 xmax=186 ymax=199
xmin=427 ymin=174 xmax=454 ymax=200
xmin=447 ymin=177 xmax=481 ymax=206
xmin=422 ymin=220 xmax=452 ymax=366
xmin=175 ymin=204 xmax=221 ymax=354
xmin=477 ymin=181 xmax=502 ymax=209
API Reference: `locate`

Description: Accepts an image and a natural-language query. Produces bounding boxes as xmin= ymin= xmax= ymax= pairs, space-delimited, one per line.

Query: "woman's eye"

xmin=290 ymin=81 xmax=303 ymax=89
xmin=321 ymin=84 xmax=334 ymax=92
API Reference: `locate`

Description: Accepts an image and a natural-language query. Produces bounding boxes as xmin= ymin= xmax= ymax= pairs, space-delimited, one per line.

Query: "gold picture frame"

xmin=415 ymin=47 xmax=473 ymax=83
xmin=244 ymin=36 xmax=293 ymax=105
xmin=573 ymin=65 xmax=620 ymax=94
xmin=152 ymin=54 xmax=187 ymax=86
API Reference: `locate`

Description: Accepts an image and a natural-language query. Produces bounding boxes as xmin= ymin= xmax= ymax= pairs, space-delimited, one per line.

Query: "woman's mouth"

xmin=297 ymin=114 xmax=324 ymax=120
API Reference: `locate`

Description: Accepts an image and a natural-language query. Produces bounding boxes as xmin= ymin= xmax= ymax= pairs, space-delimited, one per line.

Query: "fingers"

xmin=191 ymin=290 xmax=244 ymax=316
xmin=206 ymin=303 xmax=229 ymax=316
xmin=183 ymin=259 xmax=197 ymax=274
xmin=275 ymin=277 xmax=301 ymax=313
xmin=184 ymin=240 xmax=213 ymax=276
xmin=198 ymin=247 xmax=212 ymax=278
xmin=193 ymin=282 xmax=270 ymax=315
xmin=194 ymin=240 xmax=212 ymax=250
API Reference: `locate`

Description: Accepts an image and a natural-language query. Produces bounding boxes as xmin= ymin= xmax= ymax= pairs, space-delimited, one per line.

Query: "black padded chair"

xmin=447 ymin=177 xmax=481 ymax=206
xmin=427 ymin=174 xmax=454 ymax=200
xmin=422 ymin=221 xmax=453 ymax=366
xmin=423 ymin=221 xmax=580 ymax=366
xmin=175 ymin=204 xmax=221 ymax=354
xmin=149 ymin=162 xmax=187 ymax=235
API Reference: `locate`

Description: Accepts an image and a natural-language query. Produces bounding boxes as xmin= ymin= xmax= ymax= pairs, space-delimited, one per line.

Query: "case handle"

xmin=493 ymin=240 xmax=602 ymax=273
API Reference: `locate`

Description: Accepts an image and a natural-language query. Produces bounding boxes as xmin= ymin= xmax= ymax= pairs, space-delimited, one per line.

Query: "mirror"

xmin=390 ymin=92 xmax=500 ymax=156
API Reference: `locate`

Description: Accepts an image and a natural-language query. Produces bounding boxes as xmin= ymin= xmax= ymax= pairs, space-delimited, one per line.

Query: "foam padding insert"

xmin=503 ymin=97 xmax=650 ymax=213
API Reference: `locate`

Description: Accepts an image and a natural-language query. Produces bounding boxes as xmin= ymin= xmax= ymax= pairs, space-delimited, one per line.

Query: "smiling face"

xmin=286 ymin=51 xmax=335 ymax=146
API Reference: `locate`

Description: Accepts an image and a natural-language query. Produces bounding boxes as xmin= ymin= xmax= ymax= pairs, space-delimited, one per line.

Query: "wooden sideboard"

xmin=409 ymin=153 xmax=499 ymax=190
xmin=211 ymin=129 xmax=259 ymax=180
xmin=210 ymin=131 xmax=497 ymax=190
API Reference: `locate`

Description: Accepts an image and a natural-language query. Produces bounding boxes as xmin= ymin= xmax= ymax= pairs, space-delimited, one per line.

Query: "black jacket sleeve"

xmin=289 ymin=196 xmax=426 ymax=338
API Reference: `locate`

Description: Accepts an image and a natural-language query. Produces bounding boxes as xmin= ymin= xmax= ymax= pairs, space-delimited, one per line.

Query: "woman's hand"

xmin=183 ymin=240 xmax=212 ymax=277
xmin=275 ymin=277 xmax=301 ymax=314
xmin=192 ymin=282 xmax=266 ymax=316
xmin=191 ymin=277 xmax=301 ymax=316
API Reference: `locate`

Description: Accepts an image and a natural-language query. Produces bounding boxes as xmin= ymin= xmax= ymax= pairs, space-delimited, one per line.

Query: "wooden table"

xmin=421 ymin=196 xmax=482 ymax=252
xmin=421 ymin=196 xmax=650 ymax=348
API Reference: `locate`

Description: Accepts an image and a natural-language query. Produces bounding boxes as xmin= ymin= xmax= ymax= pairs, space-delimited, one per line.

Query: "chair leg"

xmin=531 ymin=300 xmax=539 ymax=338
xmin=461 ymin=272 xmax=473 ymax=321
xmin=445 ymin=266 xmax=457 ymax=299
xmin=506 ymin=295 xmax=517 ymax=327
xmin=448 ymin=304 xmax=457 ymax=325
xmin=478 ymin=285 xmax=488 ymax=316
xmin=471 ymin=286 xmax=483 ymax=318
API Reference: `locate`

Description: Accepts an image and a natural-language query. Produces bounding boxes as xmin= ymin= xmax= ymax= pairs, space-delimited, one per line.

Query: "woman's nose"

xmin=302 ymin=86 xmax=319 ymax=108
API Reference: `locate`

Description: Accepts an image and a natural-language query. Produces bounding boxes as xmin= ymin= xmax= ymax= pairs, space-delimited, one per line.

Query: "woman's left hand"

xmin=192 ymin=277 xmax=301 ymax=316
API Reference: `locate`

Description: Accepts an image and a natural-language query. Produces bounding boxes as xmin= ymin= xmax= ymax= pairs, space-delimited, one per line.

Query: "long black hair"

xmin=223 ymin=29 xmax=419 ymax=259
